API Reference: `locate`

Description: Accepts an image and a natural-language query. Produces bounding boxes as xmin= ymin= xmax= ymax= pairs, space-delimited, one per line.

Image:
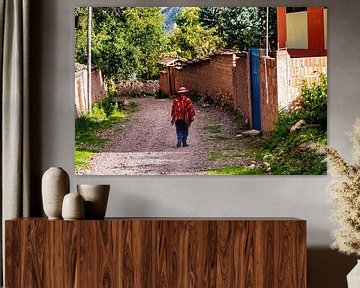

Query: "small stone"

xmin=290 ymin=120 xmax=306 ymax=133
xmin=241 ymin=130 xmax=261 ymax=137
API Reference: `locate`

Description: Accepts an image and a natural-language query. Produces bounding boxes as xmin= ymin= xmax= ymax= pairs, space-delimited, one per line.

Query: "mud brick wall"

xmin=233 ymin=53 xmax=251 ymax=125
xmin=260 ymin=56 xmax=278 ymax=133
xmin=91 ymin=68 xmax=107 ymax=103
xmin=159 ymin=70 xmax=170 ymax=95
xmin=75 ymin=67 xmax=107 ymax=116
xmin=172 ymin=54 xmax=236 ymax=106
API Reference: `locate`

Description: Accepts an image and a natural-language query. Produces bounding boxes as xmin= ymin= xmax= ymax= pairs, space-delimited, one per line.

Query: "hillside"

xmin=161 ymin=7 xmax=182 ymax=31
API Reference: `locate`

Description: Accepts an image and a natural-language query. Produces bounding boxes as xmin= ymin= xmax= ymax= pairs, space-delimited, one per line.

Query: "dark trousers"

xmin=175 ymin=120 xmax=188 ymax=144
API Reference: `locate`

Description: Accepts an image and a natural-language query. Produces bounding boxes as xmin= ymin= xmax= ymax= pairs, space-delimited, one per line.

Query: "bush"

xmin=100 ymin=83 xmax=118 ymax=117
xmin=300 ymin=73 xmax=327 ymax=129
xmin=117 ymin=80 xmax=159 ymax=97
xmin=155 ymin=90 xmax=168 ymax=99
xmin=256 ymin=74 xmax=328 ymax=175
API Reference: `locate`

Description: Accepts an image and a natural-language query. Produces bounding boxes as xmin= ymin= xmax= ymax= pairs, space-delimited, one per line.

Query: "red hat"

xmin=177 ymin=86 xmax=189 ymax=93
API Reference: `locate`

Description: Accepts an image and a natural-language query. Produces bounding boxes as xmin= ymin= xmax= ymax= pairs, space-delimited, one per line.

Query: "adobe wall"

xmin=75 ymin=67 xmax=107 ymax=116
xmin=260 ymin=56 xmax=278 ymax=133
xmin=233 ymin=53 xmax=251 ymax=125
xmin=173 ymin=54 xmax=236 ymax=106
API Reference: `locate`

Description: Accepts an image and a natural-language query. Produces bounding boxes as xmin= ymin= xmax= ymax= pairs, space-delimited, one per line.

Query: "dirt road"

xmin=81 ymin=97 xmax=252 ymax=175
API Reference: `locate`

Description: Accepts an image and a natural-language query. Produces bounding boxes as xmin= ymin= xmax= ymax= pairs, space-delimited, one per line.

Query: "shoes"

xmin=177 ymin=141 xmax=181 ymax=147
xmin=182 ymin=143 xmax=189 ymax=147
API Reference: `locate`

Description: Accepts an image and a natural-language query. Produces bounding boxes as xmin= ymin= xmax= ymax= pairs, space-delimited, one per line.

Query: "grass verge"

xmin=75 ymin=101 xmax=138 ymax=173
xmin=207 ymin=165 xmax=264 ymax=175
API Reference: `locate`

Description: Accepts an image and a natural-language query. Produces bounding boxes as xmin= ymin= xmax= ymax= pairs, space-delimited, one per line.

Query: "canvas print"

xmin=75 ymin=7 xmax=328 ymax=175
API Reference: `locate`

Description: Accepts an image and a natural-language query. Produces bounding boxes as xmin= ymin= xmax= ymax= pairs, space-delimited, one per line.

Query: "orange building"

xmin=277 ymin=7 xmax=327 ymax=57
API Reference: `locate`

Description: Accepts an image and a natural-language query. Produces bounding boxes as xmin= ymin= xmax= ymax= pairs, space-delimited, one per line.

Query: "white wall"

xmin=30 ymin=1 xmax=360 ymax=287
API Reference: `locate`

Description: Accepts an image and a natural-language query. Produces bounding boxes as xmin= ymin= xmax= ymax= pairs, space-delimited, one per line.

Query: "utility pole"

xmin=266 ymin=7 xmax=269 ymax=57
xmin=87 ymin=7 xmax=92 ymax=114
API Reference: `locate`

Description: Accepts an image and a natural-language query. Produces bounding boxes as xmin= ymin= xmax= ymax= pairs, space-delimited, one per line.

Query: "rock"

xmin=290 ymin=120 xmax=306 ymax=134
xmin=241 ymin=130 xmax=261 ymax=137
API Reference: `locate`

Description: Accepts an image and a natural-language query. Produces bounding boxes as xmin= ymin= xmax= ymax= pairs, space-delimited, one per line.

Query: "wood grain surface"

xmin=5 ymin=218 xmax=306 ymax=288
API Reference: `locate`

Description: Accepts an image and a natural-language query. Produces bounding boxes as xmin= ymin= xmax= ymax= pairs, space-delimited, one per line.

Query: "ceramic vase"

xmin=77 ymin=184 xmax=110 ymax=219
xmin=42 ymin=167 xmax=70 ymax=219
xmin=62 ymin=192 xmax=85 ymax=220
xmin=347 ymin=260 xmax=360 ymax=288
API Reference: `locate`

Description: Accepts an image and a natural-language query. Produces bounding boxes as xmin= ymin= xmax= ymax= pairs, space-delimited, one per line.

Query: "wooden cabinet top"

xmin=6 ymin=217 xmax=305 ymax=222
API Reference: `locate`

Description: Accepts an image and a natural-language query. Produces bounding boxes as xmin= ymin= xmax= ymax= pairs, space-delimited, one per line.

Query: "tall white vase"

xmin=42 ymin=167 xmax=70 ymax=219
xmin=347 ymin=260 xmax=360 ymax=288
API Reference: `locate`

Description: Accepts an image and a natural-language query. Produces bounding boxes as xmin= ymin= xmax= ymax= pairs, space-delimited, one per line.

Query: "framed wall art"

xmin=74 ymin=6 xmax=327 ymax=175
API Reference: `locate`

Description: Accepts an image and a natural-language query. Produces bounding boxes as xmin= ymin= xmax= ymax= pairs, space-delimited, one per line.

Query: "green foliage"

xmin=207 ymin=165 xmax=264 ymax=175
xmin=166 ymin=8 xmax=224 ymax=60
xmin=208 ymin=151 xmax=223 ymax=161
xmin=75 ymin=100 xmax=138 ymax=172
xmin=300 ymin=73 xmax=327 ymax=129
xmin=202 ymin=124 xmax=221 ymax=134
xmin=253 ymin=75 xmax=328 ymax=175
xmin=75 ymin=7 xmax=166 ymax=81
xmin=199 ymin=7 xmax=277 ymax=51
xmin=155 ymin=90 xmax=169 ymax=99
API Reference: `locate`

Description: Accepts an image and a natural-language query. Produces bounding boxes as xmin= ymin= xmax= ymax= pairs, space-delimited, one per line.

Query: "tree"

xmin=166 ymin=7 xmax=224 ymax=60
xmin=75 ymin=7 xmax=166 ymax=81
xmin=124 ymin=8 xmax=166 ymax=80
xmin=199 ymin=7 xmax=277 ymax=51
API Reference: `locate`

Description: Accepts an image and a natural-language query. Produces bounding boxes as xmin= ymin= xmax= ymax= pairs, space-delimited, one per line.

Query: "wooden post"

xmin=87 ymin=7 xmax=92 ymax=114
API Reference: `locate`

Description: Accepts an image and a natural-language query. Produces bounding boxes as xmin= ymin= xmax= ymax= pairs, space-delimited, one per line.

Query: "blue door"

xmin=250 ymin=48 xmax=261 ymax=131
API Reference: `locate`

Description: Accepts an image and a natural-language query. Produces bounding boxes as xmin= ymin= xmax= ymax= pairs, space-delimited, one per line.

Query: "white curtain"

xmin=0 ymin=0 xmax=30 ymax=284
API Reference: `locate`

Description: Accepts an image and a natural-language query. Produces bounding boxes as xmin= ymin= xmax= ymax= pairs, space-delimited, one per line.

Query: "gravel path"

xmin=81 ymin=97 xmax=252 ymax=175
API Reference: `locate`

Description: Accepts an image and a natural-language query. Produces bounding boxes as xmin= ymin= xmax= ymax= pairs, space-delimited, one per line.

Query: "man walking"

xmin=171 ymin=87 xmax=195 ymax=147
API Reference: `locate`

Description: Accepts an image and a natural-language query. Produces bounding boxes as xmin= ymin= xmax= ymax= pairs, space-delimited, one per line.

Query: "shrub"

xmin=117 ymin=80 xmax=159 ymax=97
xmin=155 ymin=90 xmax=169 ymax=99
xmin=257 ymin=74 xmax=328 ymax=175
xmin=300 ymin=73 xmax=327 ymax=129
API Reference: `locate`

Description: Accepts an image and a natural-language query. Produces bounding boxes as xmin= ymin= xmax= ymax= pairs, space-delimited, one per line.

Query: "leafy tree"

xmin=199 ymin=7 xmax=277 ymax=51
xmin=123 ymin=8 xmax=166 ymax=79
xmin=166 ymin=7 xmax=224 ymax=60
xmin=75 ymin=7 xmax=166 ymax=81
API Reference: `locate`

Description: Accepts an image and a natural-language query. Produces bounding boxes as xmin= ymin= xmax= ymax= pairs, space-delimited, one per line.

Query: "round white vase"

xmin=62 ymin=192 xmax=85 ymax=220
xmin=77 ymin=184 xmax=110 ymax=219
xmin=42 ymin=167 xmax=70 ymax=219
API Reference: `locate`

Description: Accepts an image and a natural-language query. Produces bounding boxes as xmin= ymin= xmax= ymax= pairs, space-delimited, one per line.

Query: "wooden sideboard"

xmin=5 ymin=218 xmax=306 ymax=288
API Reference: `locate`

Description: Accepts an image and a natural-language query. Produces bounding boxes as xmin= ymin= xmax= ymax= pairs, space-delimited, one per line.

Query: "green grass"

xmin=208 ymin=151 xmax=223 ymax=161
xmin=75 ymin=150 xmax=93 ymax=170
xmin=226 ymin=153 xmax=244 ymax=158
xmin=209 ymin=135 xmax=230 ymax=142
xmin=75 ymin=101 xmax=138 ymax=172
xmin=245 ymin=119 xmax=327 ymax=175
xmin=203 ymin=124 xmax=221 ymax=134
xmin=207 ymin=165 xmax=264 ymax=175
